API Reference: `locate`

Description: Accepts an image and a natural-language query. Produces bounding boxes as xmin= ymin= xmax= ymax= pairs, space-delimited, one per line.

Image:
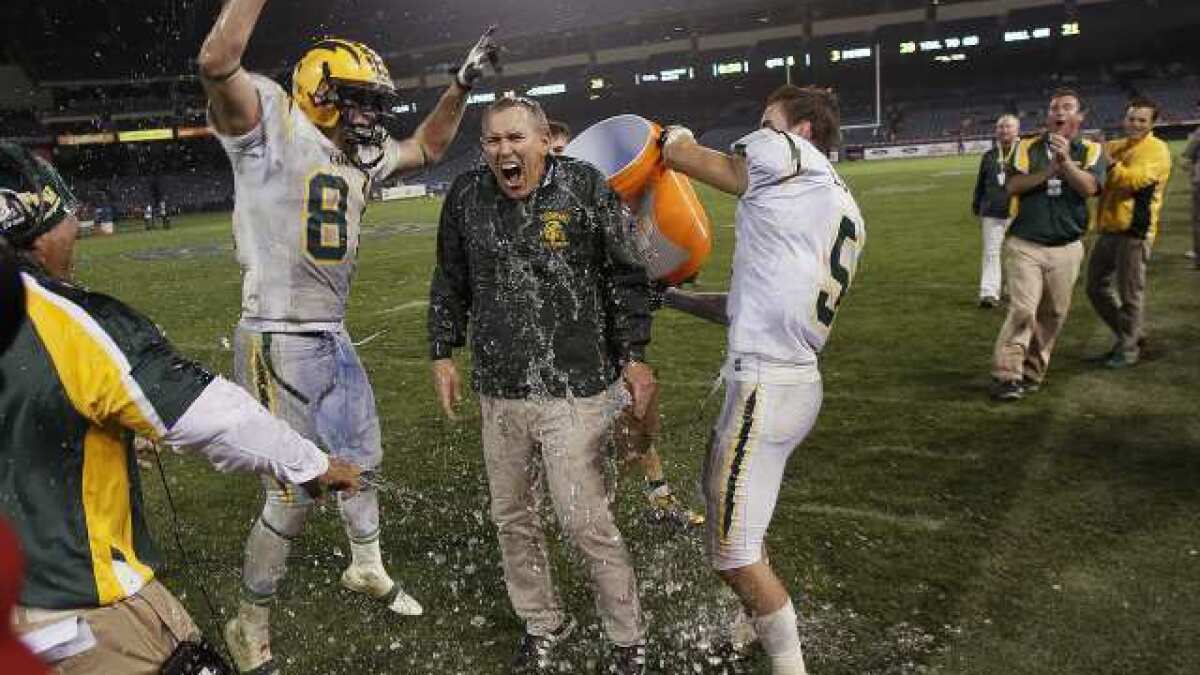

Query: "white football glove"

xmin=659 ymin=124 xmax=695 ymax=150
xmin=455 ymin=25 xmax=501 ymax=90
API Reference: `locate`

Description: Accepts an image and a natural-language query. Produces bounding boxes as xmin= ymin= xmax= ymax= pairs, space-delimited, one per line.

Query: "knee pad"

xmin=261 ymin=483 xmax=313 ymax=538
xmin=338 ymin=487 xmax=380 ymax=543
xmin=242 ymin=502 xmax=309 ymax=601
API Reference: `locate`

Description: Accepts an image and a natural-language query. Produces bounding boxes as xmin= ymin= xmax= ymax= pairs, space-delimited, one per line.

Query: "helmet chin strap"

xmin=339 ymin=114 xmax=388 ymax=172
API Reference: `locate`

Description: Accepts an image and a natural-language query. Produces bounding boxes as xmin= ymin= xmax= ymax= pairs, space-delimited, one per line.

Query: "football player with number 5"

xmin=198 ymin=2 xmax=500 ymax=673
xmin=659 ymin=85 xmax=865 ymax=675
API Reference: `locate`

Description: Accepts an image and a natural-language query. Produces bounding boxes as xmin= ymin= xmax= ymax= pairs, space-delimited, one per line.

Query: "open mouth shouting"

xmin=499 ymin=159 xmax=524 ymax=191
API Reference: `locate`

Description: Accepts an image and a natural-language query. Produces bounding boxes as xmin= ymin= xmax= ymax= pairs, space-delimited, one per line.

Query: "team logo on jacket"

xmin=540 ymin=211 xmax=570 ymax=250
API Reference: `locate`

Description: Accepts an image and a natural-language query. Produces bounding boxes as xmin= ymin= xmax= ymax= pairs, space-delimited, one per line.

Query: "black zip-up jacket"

xmin=427 ymin=155 xmax=652 ymax=399
xmin=972 ymin=144 xmax=1016 ymax=219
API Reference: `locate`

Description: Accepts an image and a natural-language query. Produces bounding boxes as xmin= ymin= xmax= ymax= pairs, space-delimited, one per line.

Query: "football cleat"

xmin=608 ymin=642 xmax=647 ymax=675
xmin=512 ymin=617 xmax=577 ymax=672
xmin=341 ymin=563 xmax=424 ymax=616
xmin=989 ymin=379 xmax=1024 ymax=401
xmin=1104 ymin=351 xmax=1138 ymax=369
xmin=224 ymin=615 xmax=278 ymax=675
xmin=646 ymin=485 xmax=705 ymax=528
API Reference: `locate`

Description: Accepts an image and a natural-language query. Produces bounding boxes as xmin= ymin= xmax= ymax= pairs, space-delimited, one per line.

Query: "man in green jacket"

xmin=428 ymin=96 xmax=653 ymax=674
xmin=0 ymin=142 xmax=358 ymax=674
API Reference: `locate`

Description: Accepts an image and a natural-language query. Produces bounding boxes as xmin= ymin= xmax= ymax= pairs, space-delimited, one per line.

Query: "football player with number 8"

xmin=198 ymin=2 xmax=500 ymax=673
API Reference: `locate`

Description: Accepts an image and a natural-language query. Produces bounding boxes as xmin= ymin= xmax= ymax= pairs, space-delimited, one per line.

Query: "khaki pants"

xmin=1086 ymin=233 xmax=1152 ymax=357
xmin=480 ymin=386 xmax=643 ymax=647
xmin=12 ymin=581 xmax=200 ymax=675
xmin=992 ymin=236 xmax=1084 ymax=383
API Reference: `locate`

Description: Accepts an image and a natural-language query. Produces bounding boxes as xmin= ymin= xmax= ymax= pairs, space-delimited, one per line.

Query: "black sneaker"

xmin=1021 ymin=377 xmax=1041 ymax=393
xmin=990 ymin=379 xmax=1024 ymax=401
xmin=978 ymin=296 xmax=999 ymax=309
xmin=512 ymin=617 xmax=576 ymax=672
xmin=608 ymin=642 xmax=647 ymax=675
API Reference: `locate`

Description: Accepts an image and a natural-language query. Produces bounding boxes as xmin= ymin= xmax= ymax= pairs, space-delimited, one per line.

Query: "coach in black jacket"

xmin=970 ymin=113 xmax=1019 ymax=308
xmin=426 ymin=97 xmax=654 ymax=672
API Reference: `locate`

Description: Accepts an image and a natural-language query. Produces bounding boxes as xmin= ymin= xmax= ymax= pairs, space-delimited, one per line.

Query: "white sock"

xmin=237 ymin=600 xmax=270 ymax=641
xmin=753 ymin=599 xmax=806 ymax=675
xmin=349 ymin=538 xmax=384 ymax=569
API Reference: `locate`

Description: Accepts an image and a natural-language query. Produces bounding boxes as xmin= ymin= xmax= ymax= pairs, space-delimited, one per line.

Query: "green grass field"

xmin=74 ymin=148 xmax=1200 ymax=674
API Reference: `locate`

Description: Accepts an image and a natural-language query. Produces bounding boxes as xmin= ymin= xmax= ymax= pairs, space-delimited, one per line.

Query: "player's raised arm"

xmin=389 ymin=26 xmax=501 ymax=176
xmin=661 ymin=125 xmax=749 ymax=196
xmin=198 ymin=0 xmax=268 ymax=136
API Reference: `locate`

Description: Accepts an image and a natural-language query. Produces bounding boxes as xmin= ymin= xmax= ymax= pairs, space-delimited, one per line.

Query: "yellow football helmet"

xmin=292 ymin=38 xmax=397 ymax=132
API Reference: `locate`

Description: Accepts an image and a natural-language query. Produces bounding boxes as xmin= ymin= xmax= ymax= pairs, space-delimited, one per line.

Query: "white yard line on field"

xmin=859 ymin=445 xmax=982 ymax=461
xmin=789 ymin=503 xmax=947 ymax=532
xmin=373 ymin=300 xmax=429 ymax=315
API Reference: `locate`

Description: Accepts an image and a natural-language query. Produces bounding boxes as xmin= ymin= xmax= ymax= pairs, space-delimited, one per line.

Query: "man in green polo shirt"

xmin=990 ymin=88 xmax=1106 ymax=400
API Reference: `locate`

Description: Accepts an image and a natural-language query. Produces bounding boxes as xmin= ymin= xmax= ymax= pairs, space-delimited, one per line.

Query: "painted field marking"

xmin=374 ymin=300 xmax=429 ymax=315
xmin=790 ymin=503 xmax=946 ymax=532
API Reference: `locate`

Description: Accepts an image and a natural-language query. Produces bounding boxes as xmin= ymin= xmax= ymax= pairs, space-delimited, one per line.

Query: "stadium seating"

xmin=4 ymin=0 xmax=1196 ymax=216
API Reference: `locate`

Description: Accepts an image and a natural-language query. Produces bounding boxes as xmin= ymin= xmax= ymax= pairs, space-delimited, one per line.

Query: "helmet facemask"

xmin=333 ymin=84 xmax=396 ymax=170
xmin=308 ymin=63 xmax=397 ymax=171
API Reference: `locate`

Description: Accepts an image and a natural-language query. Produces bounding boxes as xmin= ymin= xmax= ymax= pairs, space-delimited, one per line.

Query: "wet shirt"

xmin=214 ymin=74 xmax=405 ymax=330
xmin=0 ymin=267 xmax=213 ymax=609
xmin=428 ymin=156 xmax=652 ymax=399
xmin=727 ymin=128 xmax=866 ymax=368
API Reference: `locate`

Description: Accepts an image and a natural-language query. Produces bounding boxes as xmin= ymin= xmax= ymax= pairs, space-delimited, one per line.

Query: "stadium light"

xmin=117 ymin=129 xmax=173 ymax=142
xmin=56 ymin=132 xmax=116 ymax=146
xmin=712 ymin=61 xmax=750 ymax=77
xmin=526 ymin=83 xmax=566 ymax=97
xmin=1061 ymin=22 xmax=1081 ymax=36
xmin=639 ymin=67 xmax=693 ymax=84
xmin=830 ymin=47 xmax=871 ymax=62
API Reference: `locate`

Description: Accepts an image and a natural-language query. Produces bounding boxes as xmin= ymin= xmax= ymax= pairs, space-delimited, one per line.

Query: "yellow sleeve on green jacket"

xmin=24 ymin=280 xmax=167 ymax=438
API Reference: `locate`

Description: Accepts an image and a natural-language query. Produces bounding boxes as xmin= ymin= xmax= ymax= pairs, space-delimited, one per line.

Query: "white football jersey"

xmin=725 ymin=127 xmax=866 ymax=368
xmin=215 ymin=74 xmax=405 ymax=329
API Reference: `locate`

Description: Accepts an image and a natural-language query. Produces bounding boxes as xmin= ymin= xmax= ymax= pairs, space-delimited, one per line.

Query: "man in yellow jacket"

xmin=1086 ymin=97 xmax=1172 ymax=368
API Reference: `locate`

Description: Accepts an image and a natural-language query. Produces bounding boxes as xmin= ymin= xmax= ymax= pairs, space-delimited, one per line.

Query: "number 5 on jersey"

xmin=815 ymin=215 xmax=864 ymax=330
xmin=305 ymin=173 xmax=350 ymax=262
